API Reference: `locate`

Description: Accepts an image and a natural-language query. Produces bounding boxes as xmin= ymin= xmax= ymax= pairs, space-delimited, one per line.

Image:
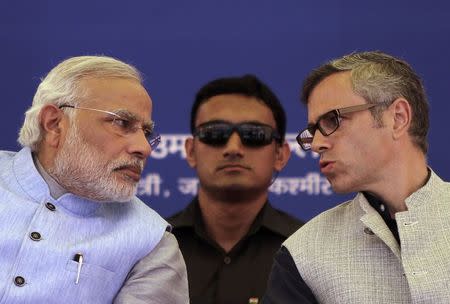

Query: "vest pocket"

xmin=66 ymin=259 xmax=115 ymax=279
xmin=64 ymin=259 xmax=117 ymax=302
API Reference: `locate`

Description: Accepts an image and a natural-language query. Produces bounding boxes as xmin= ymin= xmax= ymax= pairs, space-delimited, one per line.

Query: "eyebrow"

xmin=113 ymin=109 xmax=155 ymax=131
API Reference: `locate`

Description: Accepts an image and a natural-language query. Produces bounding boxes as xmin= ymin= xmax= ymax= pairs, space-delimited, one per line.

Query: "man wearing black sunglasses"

xmin=263 ymin=51 xmax=450 ymax=303
xmin=168 ymin=75 xmax=303 ymax=304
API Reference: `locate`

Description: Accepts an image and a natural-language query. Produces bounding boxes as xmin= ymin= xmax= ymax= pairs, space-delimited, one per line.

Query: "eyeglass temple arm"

xmin=338 ymin=103 xmax=377 ymax=115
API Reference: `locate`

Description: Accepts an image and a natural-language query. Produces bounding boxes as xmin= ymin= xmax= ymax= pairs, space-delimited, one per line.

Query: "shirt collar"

xmin=33 ymin=154 xmax=67 ymax=199
xmin=363 ymin=168 xmax=432 ymax=216
xmin=169 ymin=196 xmax=295 ymax=238
xmin=363 ymin=192 xmax=391 ymax=220
xmin=404 ymin=168 xmax=438 ymax=209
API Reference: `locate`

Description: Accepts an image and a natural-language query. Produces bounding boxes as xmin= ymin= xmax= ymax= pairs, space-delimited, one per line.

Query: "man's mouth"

xmin=217 ymin=163 xmax=250 ymax=172
xmin=114 ymin=165 xmax=143 ymax=182
xmin=319 ymin=160 xmax=335 ymax=174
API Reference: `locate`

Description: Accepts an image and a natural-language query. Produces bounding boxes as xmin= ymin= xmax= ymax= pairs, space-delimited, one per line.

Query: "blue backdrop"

xmin=1 ymin=1 xmax=449 ymax=221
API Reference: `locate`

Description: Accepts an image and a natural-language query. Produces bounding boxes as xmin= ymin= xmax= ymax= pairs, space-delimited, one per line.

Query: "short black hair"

xmin=190 ymin=74 xmax=286 ymax=142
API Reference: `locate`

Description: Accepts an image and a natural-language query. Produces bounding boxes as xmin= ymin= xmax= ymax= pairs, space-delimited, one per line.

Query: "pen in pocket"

xmin=73 ymin=253 xmax=83 ymax=284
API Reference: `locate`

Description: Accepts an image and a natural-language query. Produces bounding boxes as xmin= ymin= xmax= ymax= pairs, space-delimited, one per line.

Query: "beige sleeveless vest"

xmin=284 ymin=171 xmax=450 ymax=304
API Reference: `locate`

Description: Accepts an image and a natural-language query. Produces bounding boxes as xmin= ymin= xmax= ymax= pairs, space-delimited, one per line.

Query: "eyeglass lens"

xmin=296 ymin=103 xmax=381 ymax=151
xmin=297 ymin=111 xmax=339 ymax=150
xmin=59 ymin=105 xmax=161 ymax=149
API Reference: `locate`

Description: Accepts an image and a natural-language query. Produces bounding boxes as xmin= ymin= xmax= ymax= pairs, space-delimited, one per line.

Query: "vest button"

xmin=224 ymin=256 xmax=231 ymax=264
xmin=364 ymin=227 xmax=374 ymax=235
xmin=45 ymin=202 xmax=56 ymax=211
xmin=14 ymin=276 xmax=25 ymax=286
xmin=30 ymin=231 xmax=42 ymax=241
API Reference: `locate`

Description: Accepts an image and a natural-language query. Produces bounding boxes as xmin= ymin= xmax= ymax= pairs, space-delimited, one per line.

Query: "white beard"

xmin=48 ymin=121 xmax=144 ymax=202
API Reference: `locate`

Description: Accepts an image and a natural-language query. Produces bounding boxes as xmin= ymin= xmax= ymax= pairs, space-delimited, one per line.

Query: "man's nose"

xmin=223 ymin=132 xmax=244 ymax=157
xmin=311 ymin=130 xmax=330 ymax=154
xmin=128 ymin=129 xmax=152 ymax=159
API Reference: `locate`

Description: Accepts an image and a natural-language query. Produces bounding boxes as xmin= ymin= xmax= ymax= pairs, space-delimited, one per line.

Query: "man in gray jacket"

xmin=263 ymin=51 xmax=450 ymax=303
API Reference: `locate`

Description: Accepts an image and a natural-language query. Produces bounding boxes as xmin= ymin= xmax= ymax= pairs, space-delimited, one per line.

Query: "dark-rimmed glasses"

xmin=59 ymin=105 xmax=161 ymax=149
xmin=296 ymin=103 xmax=381 ymax=151
xmin=194 ymin=121 xmax=281 ymax=147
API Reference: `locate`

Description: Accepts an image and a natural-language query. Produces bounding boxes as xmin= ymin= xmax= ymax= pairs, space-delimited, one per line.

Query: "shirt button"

xmin=30 ymin=231 xmax=42 ymax=241
xmin=14 ymin=276 xmax=25 ymax=286
xmin=45 ymin=202 xmax=56 ymax=211
xmin=224 ymin=256 xmax=231 ymax=264
xmin=364 ymin=227 xmax=374 ymax=235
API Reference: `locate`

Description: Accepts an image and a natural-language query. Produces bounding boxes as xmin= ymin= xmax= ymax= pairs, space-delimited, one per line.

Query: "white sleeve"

xmin=114 ymin=231 xmax=189 ymax=304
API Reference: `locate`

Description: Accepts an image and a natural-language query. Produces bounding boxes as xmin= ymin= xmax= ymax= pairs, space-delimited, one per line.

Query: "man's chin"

xmin=92 ymin=193 xmax=135 ymax=203
xmin=82 ymin=184 xmax=137 ymax=203
xmin=329 ymin=180 xmax=355 ymax=194
xmin=208 ymin=184 xmax=264 ymax=202
xmin=112 ymin=185 xmax=138 ymax=202
xmin=213 ymin=181 xmax=251 ymax=192
xmin=111 ymin=195 xmax=135 ymax=203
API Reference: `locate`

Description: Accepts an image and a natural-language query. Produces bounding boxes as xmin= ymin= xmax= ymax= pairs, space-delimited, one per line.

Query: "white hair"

xmin=18 ymin=55 xmax=143 ymax=151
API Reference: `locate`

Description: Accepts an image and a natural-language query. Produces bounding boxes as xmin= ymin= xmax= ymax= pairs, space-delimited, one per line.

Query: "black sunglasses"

xmin=193 ymin=121 xmax=281 ymax=147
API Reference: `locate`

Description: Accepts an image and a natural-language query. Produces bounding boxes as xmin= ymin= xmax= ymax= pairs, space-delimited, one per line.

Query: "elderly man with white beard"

xmin=0 ymin=56 xmax=189 ymax=303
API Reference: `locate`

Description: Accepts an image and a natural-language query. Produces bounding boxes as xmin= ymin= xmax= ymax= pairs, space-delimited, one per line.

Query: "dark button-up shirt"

xmin=168 ymin=197 xmax=303 ymax=304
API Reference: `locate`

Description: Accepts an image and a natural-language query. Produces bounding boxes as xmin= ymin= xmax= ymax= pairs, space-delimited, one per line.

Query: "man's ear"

xmin=390 ymin=98 xmax=412 ymax=140
xmin=39 ymin=104 xmax=65 ymax=148
xmin=185 ymin=137 xmax=197 ymax=168
xmin=274 ymin=141 xmax=291 ymax=172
